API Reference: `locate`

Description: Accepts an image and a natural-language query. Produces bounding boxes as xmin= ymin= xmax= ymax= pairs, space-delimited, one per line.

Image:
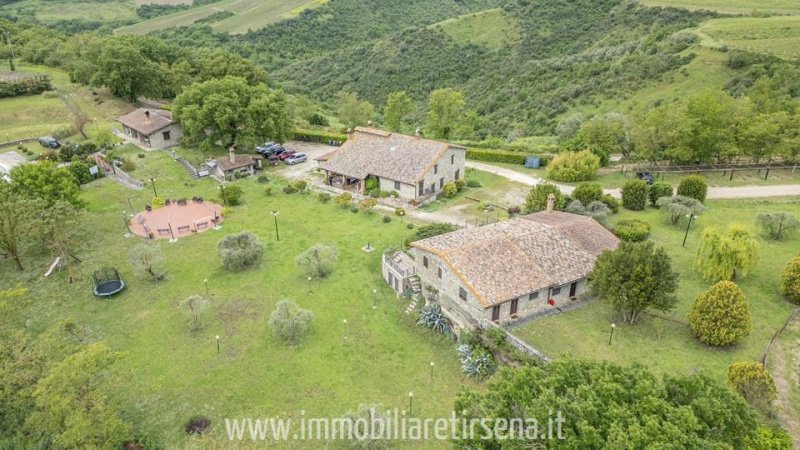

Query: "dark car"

xmin=284 ymin=153 xmax=307 ymax=165
xmin=255 ymin=142 xmax=280 ymax=155
xmin=278 ymin=149 xmax=296 ymax=160
xmin=38 ymin=136 xmax=60 ymax=149
xmin=257 ymin=144 xmax=286 ymax=156
xmin=636 ymin=170 xmax=654 ymax=185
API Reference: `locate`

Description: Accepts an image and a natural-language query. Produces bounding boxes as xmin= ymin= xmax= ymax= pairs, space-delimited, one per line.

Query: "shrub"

xmin=523 ymin=182 xmax=565 ymax=213
xmin=781 ymin=256 xmax=800 ymax=304
xmin=507 ymin=205 xmax=521 ymax=217
xmin=334 ymin=192 xmax=352 ymax=208
xmin=269 ymin=300 xmax=313 ymax=346
xmin=417 ymin=304 xmax=451 ymax=335
xmin=389 ymin=190 xmax=399 ymax=198
xmin=367 ymin=188 xmax=380 ymax=198
xmin=621 ymin=180 xmax=647 ymax=211
xmin=282 ymin=185 xmax=298 ymax=194
xmin=350 ymin=206 xmax=359 ymax=213
xmin=291 ymin=128 xmax=347 ymax=144
xmin=572 ymin=183 xmax=602 ymax=205
xmin=600 ymin=194 xmax=619 ymax=214
xmin=220 ymin=184 xmax=243 ymax=206
xmin=442 ymin=182 xmax=457 ymax=198
xmin=137 ymin=153 xmax=145 ymax=159
xmin=695 ymin=226 xmax=758 ymax=281
xmin=295 ymin=244 xmax=337 ymax=278
xmin=120 ymin=158 xmax=136 ymax=172
xmin=407 ymin=223 xmax=457 ymax=245
xmin=128 ymin=243 xmax=165 ymax=282
xmin=364 ymin=177 xmax=378 ymax=192
xmin=727 ymin=362 xmax=776 ymax=410
xmin=546 ymin=150 xmax=600 ymax=182
xmin=358 ymin=197 xmax=377 ymax=213
xmin=746 ymin=427 xmax=793 ymax=450
xmin=756 ymin=212 xmax=798 ymax=240
xmin=656 ymin=195 xmax=705 ymax=225
xmin=677 ymin=175 xmax=708 ymax=203
xmin=217 ymin=232 xmax=264 ymax=271
xmin=256 ymin=175 xmax=269 ymax=184
xmin=394 ymin=207 xmax=406 ymax=216
xmin=466 ymin=149 xmax=525 ymax=165
xmin=264 ymin=186 xmax=272 ymax=196
xmin=689 ymin=281 xmax=751 ymax=346
xmin=151 ymin=197 xmax=165 ymax=208
xmin=466 ymin=179 xmax=482 ymax=188
xmin=614 ymin=219 xmax=651 ymax=242
xmin=566 ymin=200 xmax=610 ymax=226
xmin=317 ymin=193 xmax=331 ymax=203
xmin=382 ymin=215 xmax=391 ymax=223
xmin=648 ymin=182 xmax=673 ymax=206
xmin=293 ymin=180 xmax=307 ymax=191
xmin=456 ymin=343 xmax=496 ymax=379
xmin=455 ymin=179 xmax=466 ymax=191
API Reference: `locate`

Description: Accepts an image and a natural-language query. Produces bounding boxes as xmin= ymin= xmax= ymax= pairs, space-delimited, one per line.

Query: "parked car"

xmin=635 ymin=170 xmax=654 ymax=185
xmin=257 ymin=144 xmax=285 ymax=156
xmin=38 ymin=136 xmax=60 ymax=149
xmin=284 ymin=153 xmax=307 ymax=165
xmin=255 ymin=142 xmax=280 ymax=155
xmin=278 ymin=149 xmax=296 ymax=160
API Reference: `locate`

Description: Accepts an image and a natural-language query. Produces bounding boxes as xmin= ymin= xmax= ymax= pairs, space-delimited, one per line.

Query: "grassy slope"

xmin=0 ymin=0 xmax=138 ymax=22
xmin=116 ymin=0 xmax=327 ymax=34
xmin=697 ymin=15 xmax=800 ymax=60
xmin=1 ymin=147 xmax=471 ymax=446
xmin=514 ymin=199 xmax=800 ymax=380
xmin=641 ymin=0 xmax=800 ymax=15
xmin=429 ymin=8 xmax=520 ymax=51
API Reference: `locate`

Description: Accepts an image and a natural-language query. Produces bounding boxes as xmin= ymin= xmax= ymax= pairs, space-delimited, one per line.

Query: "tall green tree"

xmin=336 ymin=91 xmax=374 ymax=129
xmin=89 ymin=39 xmax=165 ymax=102
xmin=10 ymin=161 xmax=83 ymax=208
xmin=34 ymin=201 xmax=84 ymax=283
xmin=0 ymin=182 xmax=42 ymax=271
xmin=195 ymin=48 xmax=267 ymax=87
xmin=425 ymin=88 xmax=465 ymax=140
xmin=383 ymin=91 xmax=416 ymax=132
xmin=630 ymin=102 xmax=693 ymax=163
xmin=685 ymin=90 xmax=738 ymax=163
xmin=26 ymin=343 xmax=130 ymax=449
xmin=590 ymin=241 xmax=679 ymax=324
xmin=562 ymin=113 xmax=629 ymax=164
xmin=695 ymin=226 xmax=758 ymax=281
xmin=173 ymin=76 xmax=290 ymax=150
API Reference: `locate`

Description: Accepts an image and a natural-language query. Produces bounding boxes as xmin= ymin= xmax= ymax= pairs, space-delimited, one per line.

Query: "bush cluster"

xmin=689 ymin=281 xmax=751 ymax=346
xmin=677 ymin=175 xmax=708 ymax=203
xmin=613 ymin=219 xmax=651 ymax=242
xmin=546 ymin=150 xmax=600 ymax=182
xmin=621 ymin=179 xmax=647 ymax=211
xmin=648 ymin=182 xmax=673 ymax=206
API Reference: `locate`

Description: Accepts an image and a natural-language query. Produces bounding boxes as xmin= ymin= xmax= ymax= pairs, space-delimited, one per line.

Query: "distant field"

xmin=698 ymin=16 xmax=800 ymax=59
xmin=429 ymin=8 xmax=520 ymax=51
xmin=0 ymin=0 xmax=138 ymax=22
xmin=642 ymin=0 xmax=800 ymax=15
xmin=116 ymin=0 xmax=327 ymax=34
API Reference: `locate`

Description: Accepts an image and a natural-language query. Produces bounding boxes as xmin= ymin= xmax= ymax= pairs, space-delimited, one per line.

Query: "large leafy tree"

xmin=728 ymin=361 xmax=776 ymax=411
xmin=695 ymin=226 xmax=758 ymax=281
xmin=336 ymin=91 xmax=374 ymax=129
xmin=383 ymin=91 xmax=416 ymax=132
xmin=10 ymin=161 xmax=83 ymax=208
xmin=685 ymin=90 xmax=738 ymax=163
xmin=89 ymin=38 xmax=166 ymax=102
xmin=425 ymin=88 xmax=465 ymax=140
xmin=561 ymin=113 xmax=629 ymax=164
xmin=295 ymin=244 xmax=337 ymax=279
xmin=34 ymin=201 xmax=84 ymax=283
xmin=26 ymin=343 xmax=130 ymax=448
xmin=0 ymin=181 xmax=42 ymax=271
xmin=590 ymin=241 xmax=678 ymax=324
xmin=173 ymin=76 xmax=290 ymax=150
xmin=453 ymin=359 xmax=758 ymax=448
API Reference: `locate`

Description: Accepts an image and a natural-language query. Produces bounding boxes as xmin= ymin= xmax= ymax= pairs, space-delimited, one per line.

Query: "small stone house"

xmin=210 ymin=147 xmax=254 ymax=179
xmin=320 ymin=126 xmax=466 ymax=203
xmin=0 ymin=151 xmax=27 ymax=181
xmin=117 ymin=108 xmax=182 ymax=150
xmin=383 ymin=199 xmax=619 ymax=331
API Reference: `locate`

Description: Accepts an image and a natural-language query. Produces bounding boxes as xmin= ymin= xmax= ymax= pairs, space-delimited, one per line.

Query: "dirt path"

xmin=466 ymin=161 xmax=800 ymax=200
xmin=768 ymin=321 xmax=800 ymax=447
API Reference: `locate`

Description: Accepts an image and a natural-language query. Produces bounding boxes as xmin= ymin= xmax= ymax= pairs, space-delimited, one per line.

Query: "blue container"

xmin=524 ymin=156 xmax=541 ymax=169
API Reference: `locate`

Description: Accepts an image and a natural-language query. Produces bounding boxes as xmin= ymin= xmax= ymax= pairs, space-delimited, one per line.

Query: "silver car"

xmin=285 ymin=153 xmax=307 ymax=165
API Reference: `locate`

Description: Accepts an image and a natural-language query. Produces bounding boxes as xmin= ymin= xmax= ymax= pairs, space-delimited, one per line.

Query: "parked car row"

xmin=256 ymin=141 xmax=306 ymax=165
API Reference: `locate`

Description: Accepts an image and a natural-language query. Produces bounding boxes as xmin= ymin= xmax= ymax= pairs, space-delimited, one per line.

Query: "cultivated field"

xmin=0 ymin=0 xmax=138 ymax=22
xmin=698 ymin=16 xmax=800 ymax=60
xmin=642 ymin=0 xmax=800 ymax=15
xmin=116 ymin=0 xmax=327 ymax=34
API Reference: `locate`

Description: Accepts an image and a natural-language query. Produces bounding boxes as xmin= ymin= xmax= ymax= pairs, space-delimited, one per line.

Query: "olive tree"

xmin=655 ymin=195 xmax=705 ymax=225
xmin=128 ymin=243 xmax=165 ymax=282
xmin=179 ymin=295 xmax=209 ymax=332
xmin=756 ymin=212 xmax=798 ymax=240
xmin=217 ymin=231 xmax=264 ymax=271
xmin=295 ymin=244 xmax=337 ymax=279
xmin=269 ymin=300 xmax=313 ymax=346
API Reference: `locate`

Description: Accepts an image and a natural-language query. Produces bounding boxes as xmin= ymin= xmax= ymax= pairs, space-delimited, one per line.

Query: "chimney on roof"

xmin=144 ymin=110 xmax=151 ymax=122
xmin=229 ymin=146 xmax=236 ymax=164
xmin=546 ymin=193 xmax=555 ymax=213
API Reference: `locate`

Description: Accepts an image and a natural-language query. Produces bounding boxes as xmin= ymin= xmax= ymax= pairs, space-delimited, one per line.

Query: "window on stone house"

xmin=529 ymin=291 xmax=539 ymax=300
xmin=162 ymin=130 xmax=171 ymax=140
xmin=394 ymin=180 xmax=401 ymax=190
xmin=434 ymin=164 xmax=438 ymax=175
xmin=459 ymin=287 xmax=467 ymax=301
xmin=437 ymin=267 xmax=442 ymax=279
xmin=552 ymin=287 xmax=561 ymax=296
xmin=451 ymin=155 xmax=454 ymax=164
xmin=423 ymin=256 xmax=428 ymax=268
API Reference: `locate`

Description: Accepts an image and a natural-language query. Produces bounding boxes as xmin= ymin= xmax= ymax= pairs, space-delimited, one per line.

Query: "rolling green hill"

xmin=641 ymin=0 xmax=800 ymax=15
xmin=696 ymin=15 xmax=800 ymax=60
xmin=430 ymin=8 xmax=520 ymax=51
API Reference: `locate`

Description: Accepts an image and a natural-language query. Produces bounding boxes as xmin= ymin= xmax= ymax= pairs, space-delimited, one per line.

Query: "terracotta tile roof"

xmin=117 ymin=108 xmax=173 ymax=135
xmin=320 ymin=127 xmax=465 ymax=184
xmin=411 ymin=211 xmax=619 ymax=307
xmin=216 ymin=154 xmax=254 ymax=172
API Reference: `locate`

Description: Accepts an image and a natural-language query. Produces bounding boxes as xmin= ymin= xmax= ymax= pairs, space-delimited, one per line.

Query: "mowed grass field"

xmin=0 ymin=0 xmax=138 ymax=22
xmin=515 ymin=199 xmax=800 ymax=382
xmin=430 ymin=8 xmax=520 ymax=51
xmin=0 ymin=146 xmax=471 ymax=446
xmin=116 ymin=0 xmax=327 ymax=34
xmin=698 ymin=16 xmax=800 ymax=60
xmin=642 ymin=0 xmax=800 ymax=15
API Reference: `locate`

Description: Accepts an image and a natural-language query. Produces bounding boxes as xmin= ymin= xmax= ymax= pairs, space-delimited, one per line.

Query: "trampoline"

xmin=92 ymin=268 xmax=126 ymax=297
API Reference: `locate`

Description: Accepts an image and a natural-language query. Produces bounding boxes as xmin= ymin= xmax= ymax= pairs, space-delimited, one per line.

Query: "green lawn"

xmin=514 ymin=199 xmax=800 ymax=382
xmin=1 ymin=148 xmax=472 ymax=447
xmin=0 ymin=0 xmax=139 ymax=22
xmin=697 ymin=16 xmax=800 ymax=60
xmin=641 ymin=0 xmax=800 ymax=15
xmin=116 ymin=0 xmax=328 ymax=35
xmin=429 ymin=8 xmax=520 ymax=51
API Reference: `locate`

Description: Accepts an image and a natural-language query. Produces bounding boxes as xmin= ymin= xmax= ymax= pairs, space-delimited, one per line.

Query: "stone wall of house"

xmin=378 ymin=177 xmax=416 ymax=200
xmin=482 ymin=278 xmax=588 ymax=325
xmin=416 ymin=147 xmax=466 ymax=199
xmin=147 ymin=124 xmax=183 ymax=150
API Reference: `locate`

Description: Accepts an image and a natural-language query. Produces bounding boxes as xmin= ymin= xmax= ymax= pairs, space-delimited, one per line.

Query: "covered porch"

xmin=382 ymin=251 xmax=420 ymax=296
xmin=323 ymin=170 xmax=365 ymax=194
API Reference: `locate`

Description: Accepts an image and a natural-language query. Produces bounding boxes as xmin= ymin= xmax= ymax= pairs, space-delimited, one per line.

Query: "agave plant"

xmin=456 ymin=344 xmax=496 ymax=379
xmin=417 ymin=305 xmax=451 ymax=335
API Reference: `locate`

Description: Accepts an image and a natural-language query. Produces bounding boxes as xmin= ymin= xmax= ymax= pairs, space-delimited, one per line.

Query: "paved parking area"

xmin=278 ymin=141 xmax=339 ymax=179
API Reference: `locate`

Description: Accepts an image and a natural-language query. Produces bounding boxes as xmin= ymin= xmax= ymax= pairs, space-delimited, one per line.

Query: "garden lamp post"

xmin=220 ymin=184 xmax=227 ymax=206
xmin=372 ymin=288 xmax=378 ymax=309
xmin=149 ymin=177 xmax=158 ymax=198
xmin=408 ymin=392 xmax=414 ymax=415
xmin=682 ymin=214 xmax=697 ymax=247
xmin=608 ymin=323 xmax=616 ymax=345
xmin=430 ymin=361 xmax=434 ymax=380
xmin=204 ymin=278 xmax=209 ymax=297
xmin=271 ymin=210 xmax=280 ymax=241
xmin=343 ymin=319 xmax=348 ymax=341
xmin=215 ymin=335 xmax=220 ymax=354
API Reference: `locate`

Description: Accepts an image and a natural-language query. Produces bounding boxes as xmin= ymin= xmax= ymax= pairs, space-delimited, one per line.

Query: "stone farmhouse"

xmin=117 ymin=108 xmax=182 ymax=150
xmin=383 ymin=198 xmax=619 ymax=331
xmin=320 ymin=126 xmax=466 ymax=203
xmin=207 ymin=147 xmax=255 ymax=179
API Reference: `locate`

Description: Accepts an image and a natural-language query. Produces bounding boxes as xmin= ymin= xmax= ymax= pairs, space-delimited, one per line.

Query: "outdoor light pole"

xmin=215 ymin=335 xmax=220 ymax=354
xmin=408 ymin=392 xmax=414 ymax=415
xmin=271 ymin=210 xmax=280 ymax=241
xmin=430 ymin=362 xmax=434 ymax=380
xmin=149 ymin=177 xmax=158 ymax=198
xmin=682 ymin=214 xmax=697 ymax=247
xmin=220 ymin=184 xmax=227 ymax=207
xmin=342 ymin=319 xmax=348 ymax=342
xmin=608 ymin=323 xmax=616 ymax=345
xmin=204 ymin=279 xmax=209 ymax=297
xmin=372 ymin=288 xmax=378 ymax=309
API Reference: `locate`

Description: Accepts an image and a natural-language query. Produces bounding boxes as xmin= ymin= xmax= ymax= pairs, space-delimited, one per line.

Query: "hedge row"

xmin=466 ymin=148 xmax=553 ymax=166
xmin=0 ymin=76 xmax=52 ymax=98
xmin=291 ymin=129 xmax=348 ymax=145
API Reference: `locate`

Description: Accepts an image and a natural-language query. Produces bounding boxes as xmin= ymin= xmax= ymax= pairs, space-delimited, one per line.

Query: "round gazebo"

xmin=91 ymin=268 xmax=126 ymax=297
